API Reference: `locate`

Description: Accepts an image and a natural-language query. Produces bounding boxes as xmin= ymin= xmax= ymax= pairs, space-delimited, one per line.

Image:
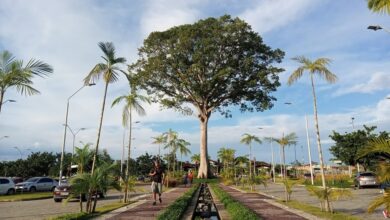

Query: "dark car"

xmin=53 ymin=181 xmax=105 ymax=202
xmin=354 ymin=172 xmax=379 ymax=189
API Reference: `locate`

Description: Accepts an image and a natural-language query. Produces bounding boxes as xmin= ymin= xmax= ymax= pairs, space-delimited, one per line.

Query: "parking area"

xmin=0 ymin=185 xmax=150 ymax=220
xmin=256 ymin=182 xmax=384 ymax=220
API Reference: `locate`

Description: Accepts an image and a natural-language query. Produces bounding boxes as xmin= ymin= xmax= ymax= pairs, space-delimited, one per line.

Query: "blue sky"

xmin=1 ymin=0 xmax=390 ymax=166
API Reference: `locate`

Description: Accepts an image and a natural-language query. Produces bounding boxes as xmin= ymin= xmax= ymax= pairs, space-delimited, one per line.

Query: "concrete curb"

xmin=228 ymin=185 xmax=324 ymax=220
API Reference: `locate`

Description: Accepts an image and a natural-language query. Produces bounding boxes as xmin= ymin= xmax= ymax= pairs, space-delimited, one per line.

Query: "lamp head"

xmin=367 ymin=25 xmax=382 ymax=31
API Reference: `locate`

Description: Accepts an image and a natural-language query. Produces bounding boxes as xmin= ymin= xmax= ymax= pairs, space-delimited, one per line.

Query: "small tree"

xmin=306 ymin=185 xmax=352 ymax=212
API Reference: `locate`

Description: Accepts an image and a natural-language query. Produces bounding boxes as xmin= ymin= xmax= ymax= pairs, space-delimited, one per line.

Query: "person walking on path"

xmin=188 ymin=169 xmax=194 ymax=186
xmin=149 ymin=160 xmax=164 ymax=205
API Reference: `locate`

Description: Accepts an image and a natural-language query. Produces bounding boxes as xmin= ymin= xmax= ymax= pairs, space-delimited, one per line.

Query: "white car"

xmin=15 ymin=177 xmax=58 ymax=192
xmin=0 ymin=177 xmax=15 ymax=195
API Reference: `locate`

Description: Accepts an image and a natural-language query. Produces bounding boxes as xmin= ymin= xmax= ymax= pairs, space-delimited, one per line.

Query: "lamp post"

xmin=0 ymin=136 xmax=9 ymax=141
xmin=59 ymin=83 xmax=95 ymax=185
xmin=285 ymin=102 xmax=314 ymax=185
xmin=64 ymin=124 xmax=86 ymax=167
xmin=13 ymin=146 xmax=22 ymax=160
xmin=1 ymin=99 xmax=16 ymax=105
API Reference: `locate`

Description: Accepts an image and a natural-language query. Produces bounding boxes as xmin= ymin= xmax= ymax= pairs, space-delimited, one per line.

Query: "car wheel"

xmin=51 ymin=186 xmax=56 ymax=192
xmin=357 ymin=183 xmax=362 ymax=189
xmin=7 ymin=189 xmax=15 ymax=195
xmin=54 ymin=198 xmax=62 ymax=202
xmin=29 ymin=187 xmax=36 ymax=192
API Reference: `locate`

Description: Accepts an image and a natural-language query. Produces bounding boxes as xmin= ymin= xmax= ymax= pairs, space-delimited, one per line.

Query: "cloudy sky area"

xmin=1 ymin=0 xmax=390 ymax=165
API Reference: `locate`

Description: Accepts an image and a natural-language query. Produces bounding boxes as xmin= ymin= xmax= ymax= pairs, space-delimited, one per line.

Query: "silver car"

xmin=15 ymin=177 xmax=58 ymax=192
xmin=0 ymin=177 xmax=15 ymax=195
xmin=354 ymin=172 xmax=379 ymax=189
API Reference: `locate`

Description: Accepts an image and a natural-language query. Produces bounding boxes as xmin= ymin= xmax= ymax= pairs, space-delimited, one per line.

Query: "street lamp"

xmin=284 ymin=102 xmax=314 ymax=185
xmin=0 ymin=135 xmax=9 ymax=141
xmin=1 ymin=99 xmax=16 ymax=104
xmin=121 ymin=121 xmax=140 ymax=178
xmin=64 ymin=124 xmax=86 ymax=167
xmin=13 ymin=146 xmax=22 ymax=160
xmin=261 ymin=127 xmax=276 ymax=183
xmin=59 ymin=83 xmax=95 ymax=184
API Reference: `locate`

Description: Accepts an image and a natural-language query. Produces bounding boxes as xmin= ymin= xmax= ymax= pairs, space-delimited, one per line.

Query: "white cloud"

xmin=333 ymin=72 xmax=390 ymax=96
xmin=239 ymin=0 xmax=316 ymax=34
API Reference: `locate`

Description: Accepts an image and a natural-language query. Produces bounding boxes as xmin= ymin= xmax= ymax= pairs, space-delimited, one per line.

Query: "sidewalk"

xmin=219 ymin=184 xmax=313 ymax=220
xmin=99 ymin=185 xmax=191 ymax=220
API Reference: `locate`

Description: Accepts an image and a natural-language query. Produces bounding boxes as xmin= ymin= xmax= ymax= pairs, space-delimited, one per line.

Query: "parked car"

xmin=0 ymin=177 xmax=15 ymax=195
xmin=354 ymin=172 xmax=379 ymax=189
xmin=11 ymin=177 xmax=23 ymax=184
xmin=53 ymin=182 xmax=105 ymax=202
xmin=15 ymin=177 xmax=58 ymax=192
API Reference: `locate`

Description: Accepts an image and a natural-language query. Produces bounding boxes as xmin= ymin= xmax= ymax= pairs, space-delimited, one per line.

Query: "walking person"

xmin=149 ymin=160 xmax=164 ymax=205
xmin=188 ymin=169 xmax=194 ymax=186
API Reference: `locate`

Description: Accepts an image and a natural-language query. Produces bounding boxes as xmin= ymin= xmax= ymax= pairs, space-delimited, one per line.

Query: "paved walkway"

xmin=102 ymin=185 xmax=191 ymax=220
xmin=219 ymin=184 xmax=311 ymax=220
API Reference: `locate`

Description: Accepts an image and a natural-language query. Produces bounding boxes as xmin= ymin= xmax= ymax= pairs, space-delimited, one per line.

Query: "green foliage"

xmin=283 ymin=179 xmax=297 ymax=201
xmin=157 ymin=184 xmax=198 ymax=220
xmin=367 ymin=0 xmax=390 ymax=15
xmin=303 ymin=174 xmax=352 ymax=188
xmin=211 ymin=184 xmax=260 ymax=220
xmin=306 ymin=185 xmax=352 ymax=212
xmin=329 ymin=126 xmax=389 ymax=169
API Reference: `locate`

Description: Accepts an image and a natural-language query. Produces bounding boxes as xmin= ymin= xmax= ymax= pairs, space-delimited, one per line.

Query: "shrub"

xmin=157 ymin=184 xmax=198 ymax=220
xmin=211 ymin=184 xmax=260 ymax=220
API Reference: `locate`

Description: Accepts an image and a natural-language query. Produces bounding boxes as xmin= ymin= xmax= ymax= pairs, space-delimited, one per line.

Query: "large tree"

xmin=0 ymin=50 xmax=53 ymax=112
xmin=133 ymin=15 xmax=284 ymax=178
xmin=84 ymin=42 xmax=126 ymax=174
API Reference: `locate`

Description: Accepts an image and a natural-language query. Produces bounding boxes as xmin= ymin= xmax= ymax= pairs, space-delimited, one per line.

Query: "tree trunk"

xmin=197 ymin=113 xmax=210 ymax=178
xmin=79 ymin=194 xmax=83 ymax=212
xmin=91 ymin=81 xmax=109 ymax=175
xmin=0 ymin=90 xmax=4 ymax=113
xmin=310 ymin=73 xmax=329 ymax=211
xmin=124 ymin=109 xmax=132 ymax=203
xmin=249 ymin=145 xmax=252 ymax=180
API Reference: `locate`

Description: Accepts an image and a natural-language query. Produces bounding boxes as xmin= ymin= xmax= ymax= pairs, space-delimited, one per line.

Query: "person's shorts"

xmin=151 ymin=181 xmax=162 ymax=194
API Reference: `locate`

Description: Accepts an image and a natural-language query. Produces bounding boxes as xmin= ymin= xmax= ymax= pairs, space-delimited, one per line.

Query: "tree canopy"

xmin=133 ymin=15 xmax=284 ymax=178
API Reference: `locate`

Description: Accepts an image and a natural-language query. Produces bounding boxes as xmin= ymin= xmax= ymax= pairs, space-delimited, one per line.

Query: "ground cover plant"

xmin=211 ymin=184 xmax=260 ymax=220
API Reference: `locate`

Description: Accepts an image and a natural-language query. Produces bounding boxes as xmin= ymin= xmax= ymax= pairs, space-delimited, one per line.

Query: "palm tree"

xmin=288 ymin=56 xmax=337 ymax=212
xmin=191 ymin=153 xmax=200 ymax=173
xmin=152 ymin=134 xmax=167 ymax=162
xmin=112 ymin=92 xmax=149 ymax=203
xmin=84 ymin=42 xmax=126 ymax=175
xmin=240 ymin=133 xmax=262 ymax=180
xmin=177 ymin=139 xmax=191 ymax=172
xmin=306 ymin=185 xmax=352 ymax=212
xmin=264 ymin=137 xmax=276 ymax=182
xmin=273 ymin=133 xmax=297 ymax=179
xmin=367 ymin=0 xmax=390 ymax=14
xmin=163 ymin=129 xmax=179 ymax=173
xmin=357 ymin=137 xmax=390 ymax=215
xmin=0 ymin=50 xmax=53 ymax=112
xmin=70 ymin=162 xmax=120 ymax=213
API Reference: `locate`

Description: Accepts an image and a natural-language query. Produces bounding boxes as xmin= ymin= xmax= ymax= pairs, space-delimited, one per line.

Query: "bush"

xmin=211 ymin=184 xmax=260 ymax=220
xmin=304 ymin=174 xmax=352 ymax=188
xmin=157 ymin=184 xmax=198 ymax=220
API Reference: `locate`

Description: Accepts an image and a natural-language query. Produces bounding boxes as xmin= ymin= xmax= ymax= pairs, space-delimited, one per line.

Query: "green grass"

xmin=48 ymin=202 xmax=129 ymax=220
xmin=278 ymin=200 xmax=361 ymax=220
xmin=211 ymin=184 xmax=261 ymax=220
xmin=0 ymin=192 xmax=52 ymax=201
xmin=157 ymin=184 xmax=198 ymax=220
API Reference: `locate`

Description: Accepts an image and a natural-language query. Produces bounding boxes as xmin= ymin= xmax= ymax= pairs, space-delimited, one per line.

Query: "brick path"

xmin=105 ymin=185 xmax=191 ymax=220
xmin=219 ymin=184 xmax=308 ymax=220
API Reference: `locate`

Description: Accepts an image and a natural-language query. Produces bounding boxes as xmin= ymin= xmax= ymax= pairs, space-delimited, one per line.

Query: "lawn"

xmin=0 ymin=192 xmax=52 ymax=201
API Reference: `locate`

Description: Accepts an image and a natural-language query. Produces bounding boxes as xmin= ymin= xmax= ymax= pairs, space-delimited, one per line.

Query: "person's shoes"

xmin=383 ymin=210 xmax=389 ymax=218
xmin=159 ymin=198 xmax=162 ymax=203
xmin=153 ymin=201 xmax=156 ymax=206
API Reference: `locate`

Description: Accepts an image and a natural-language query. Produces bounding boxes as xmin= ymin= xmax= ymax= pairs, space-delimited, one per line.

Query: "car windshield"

xmin=25 ymin=177 xmax=39 ymax=182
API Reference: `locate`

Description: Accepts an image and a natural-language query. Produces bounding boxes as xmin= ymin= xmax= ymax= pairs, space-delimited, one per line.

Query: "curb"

xmin=0 ymin=196 xmax=52 ymax=202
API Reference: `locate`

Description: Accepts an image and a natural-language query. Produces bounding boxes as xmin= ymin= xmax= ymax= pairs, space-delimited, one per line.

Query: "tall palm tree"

xmin=112 ymin=92 xmax=149 ymax=203
xmin=288 ymin=56 xmax=337 ymax=212
xmin=152 ymin=134 xmax=166 ymax=161
xmin=163 ymin=129 xmax=179 ymax=173
xmin=84 ymin=42 xmax=126 ymax=175
xmin=0 ymin=50 xmax=53 ymax=112
xmin=367 ymin=0 xmax=390 ymax=14
xmin=273 ymin=133 xmax=297 ymax=179
xmin=177 ymin=139 xmax=191 ymax=172
xmin=240 ymin=133 xmax=262 ymax=179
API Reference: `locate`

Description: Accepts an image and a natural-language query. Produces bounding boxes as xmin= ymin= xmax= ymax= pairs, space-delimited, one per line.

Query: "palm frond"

xmin=24 ymin=59 xmax=53 ymax=77
xmin=84 ymin=63 xmax=107 ymax=85
xmin=367 ymin=0 xmax=390 ymax=15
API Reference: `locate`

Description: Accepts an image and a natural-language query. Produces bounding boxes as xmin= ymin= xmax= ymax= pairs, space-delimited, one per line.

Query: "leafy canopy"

xmin=133 ymin=15 xmax=284 ymax=117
